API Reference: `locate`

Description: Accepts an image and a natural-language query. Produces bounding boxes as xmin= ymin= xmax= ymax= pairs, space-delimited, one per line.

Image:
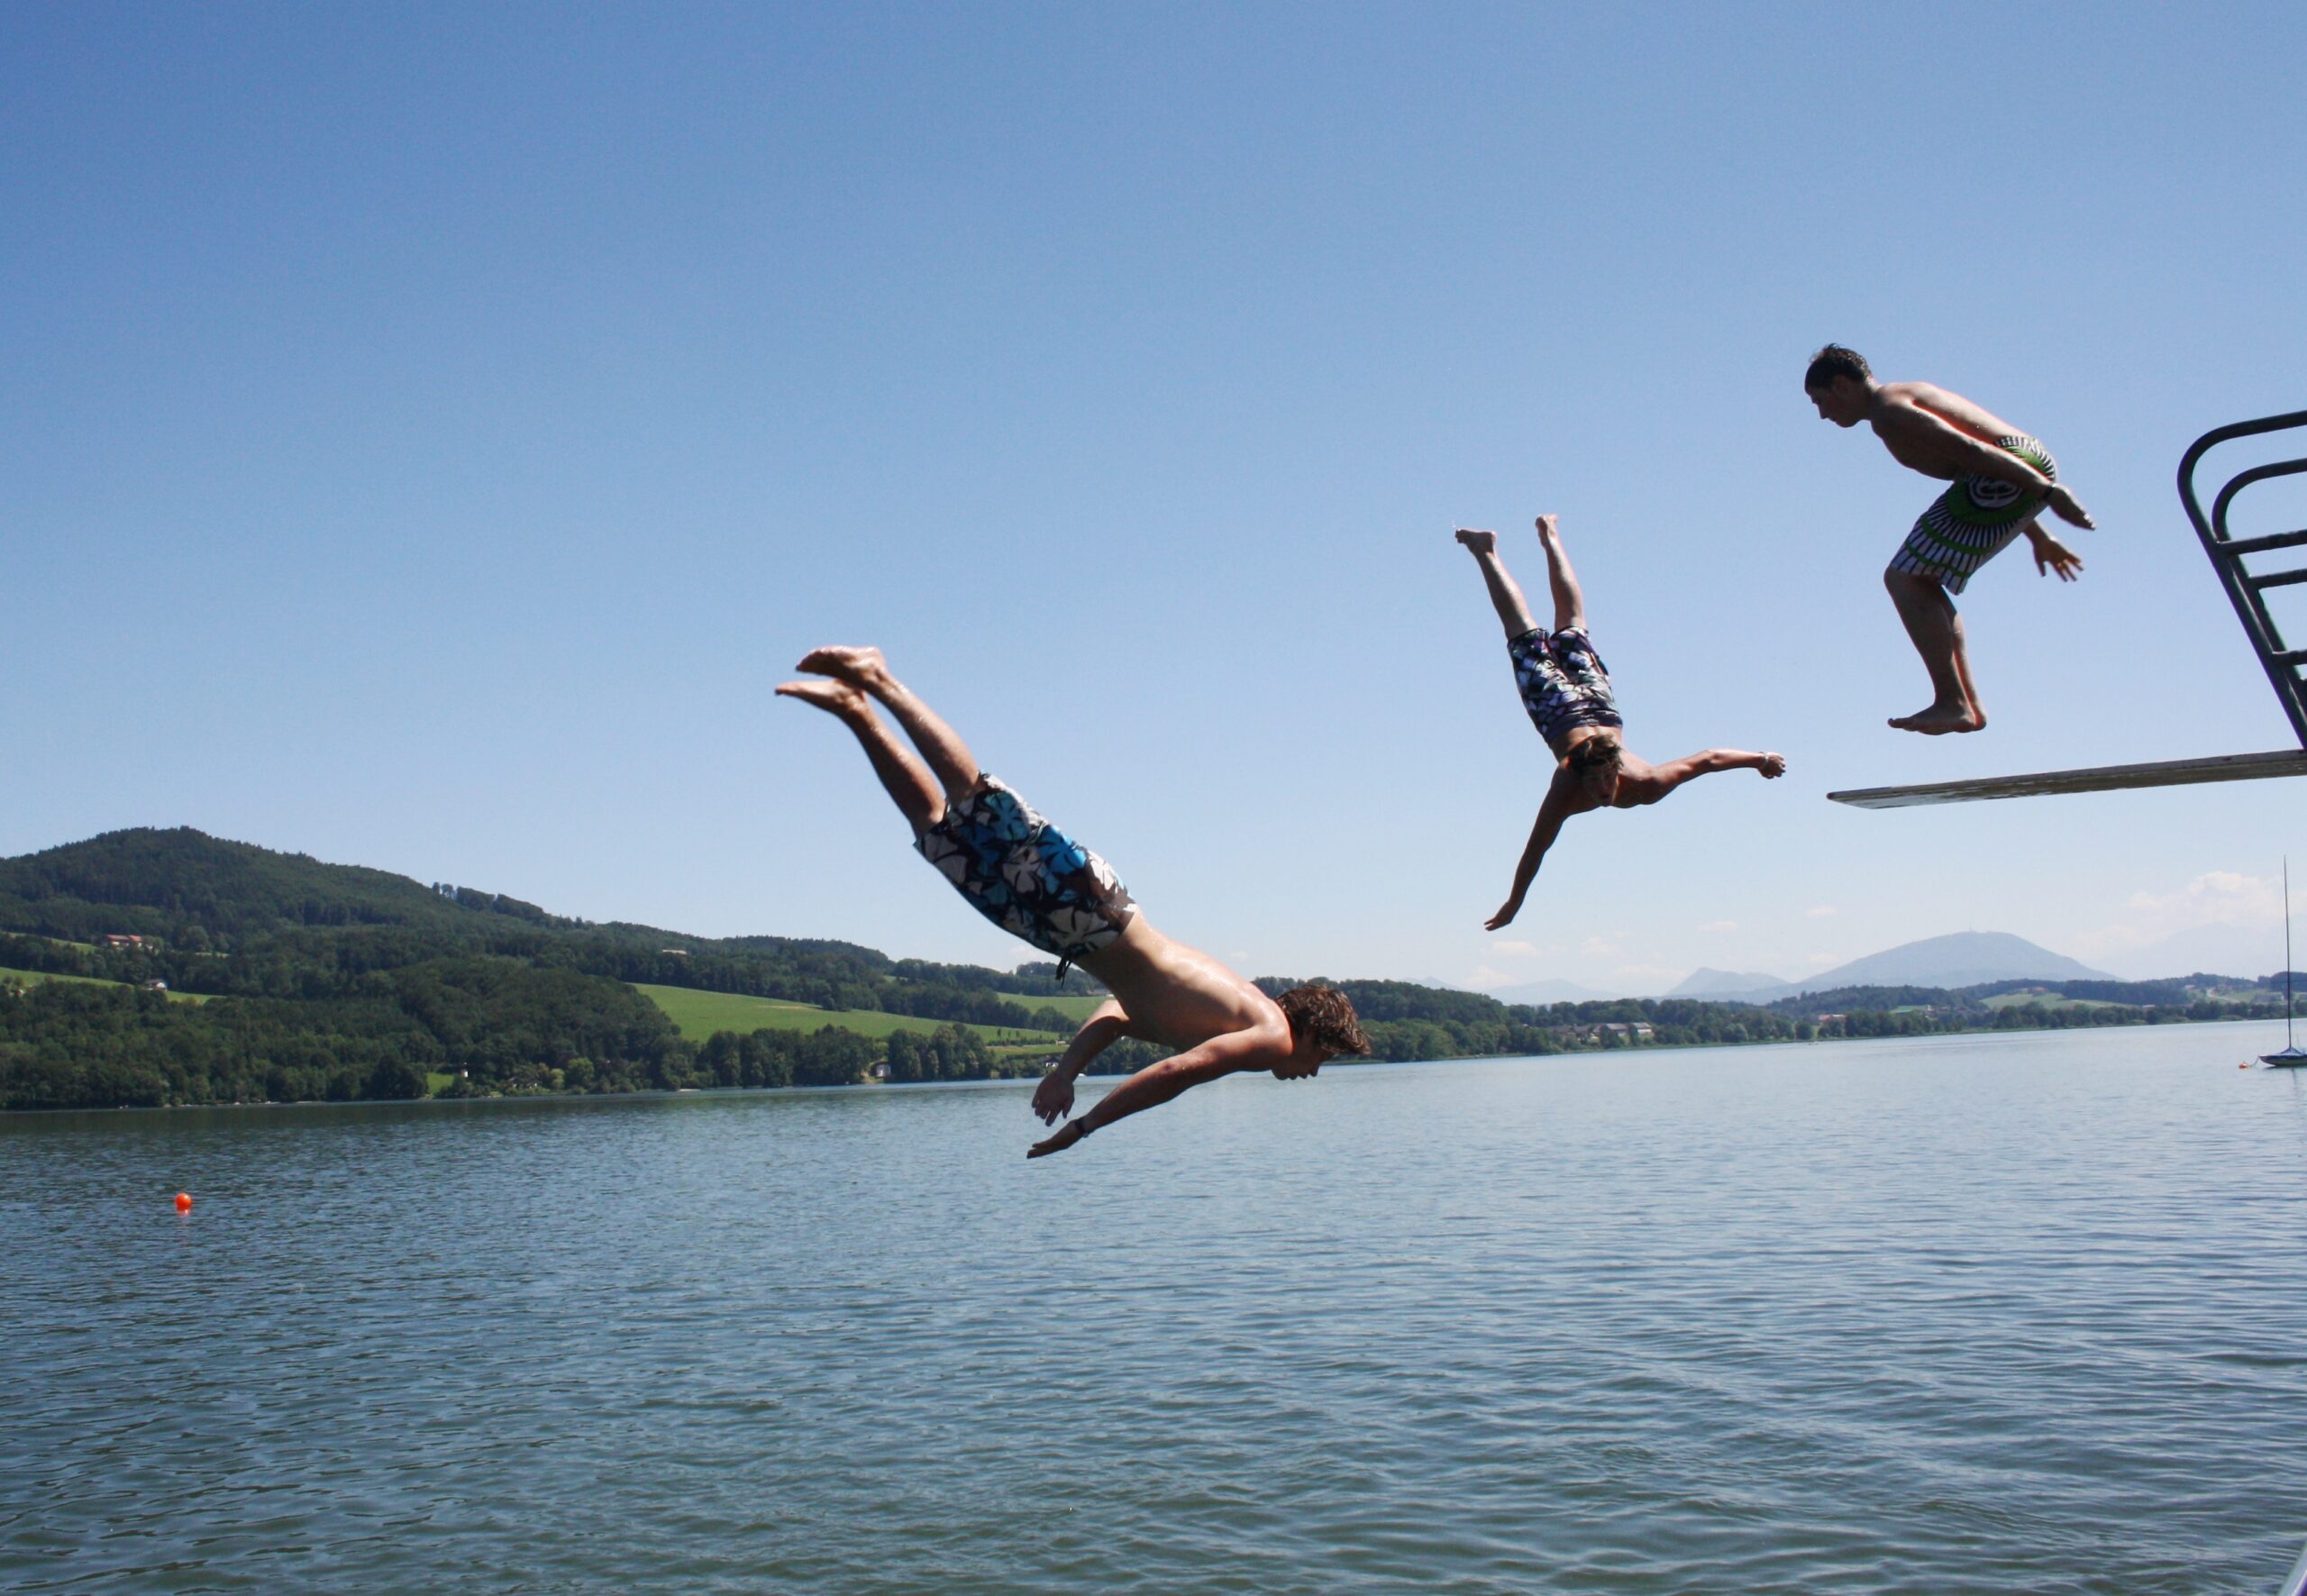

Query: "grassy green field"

xmin=998 ymin=990 xmax=1106 ymax=1022
xmin=633 ymin=983 xmax=1066 ymax=1047
xmin=0 ymin=965 xmax=210 ymax=1003
xmin=1981 ymin=989 xmax=2122 ymax=1012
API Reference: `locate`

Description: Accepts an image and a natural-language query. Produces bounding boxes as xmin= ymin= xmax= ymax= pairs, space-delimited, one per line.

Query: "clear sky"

xmin=6 ymin=3 xmax=2304 ymax=993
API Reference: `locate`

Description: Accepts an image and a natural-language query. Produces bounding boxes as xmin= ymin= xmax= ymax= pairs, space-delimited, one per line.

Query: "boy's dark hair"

xmin=1568 ymin=731 xmax=1623 ymax=771
xmin=1275 ymin=982 xmax=1372 ymax=1056
xmin=1804 ymin=344 xmax=1871 ymax=389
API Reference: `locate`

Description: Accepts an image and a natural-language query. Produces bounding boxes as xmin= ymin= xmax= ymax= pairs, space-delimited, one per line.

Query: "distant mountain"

xmin=1663 ymin=933 xmax=2111 ymax=1003
xmin=1664 ymin=968 xmax=1797 ymax=1001
xmin=1809 ymin=932 xmax=2111 ymax=992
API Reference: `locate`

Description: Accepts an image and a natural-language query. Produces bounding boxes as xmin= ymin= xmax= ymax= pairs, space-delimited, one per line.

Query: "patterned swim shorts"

xmin=1889 ymin=434 xmax=2058 ymax=595
xmin=1508 ymin=625 xmax=1623 ymax=757
xmin=916 ymin=775 xmax=1137 ymax=965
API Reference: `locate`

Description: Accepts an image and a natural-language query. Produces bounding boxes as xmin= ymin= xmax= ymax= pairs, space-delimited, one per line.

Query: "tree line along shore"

xmin=1 ymin=828 xmax=2295 ymax=1113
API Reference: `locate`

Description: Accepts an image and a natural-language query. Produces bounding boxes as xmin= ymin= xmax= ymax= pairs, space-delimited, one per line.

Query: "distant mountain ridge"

xmin=1664 ymin=932 xmax=2113 ymax=1002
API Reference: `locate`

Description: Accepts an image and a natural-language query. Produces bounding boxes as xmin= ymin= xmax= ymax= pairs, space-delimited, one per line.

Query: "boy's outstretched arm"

xmin=1027 ymin=1026 xmax=1272 ymax=1157
xmin=1487 ymin=787 xmax=1572 ymax=930
xmin=1031 ymin=999 xmax=1135 ymax=1126
xmin=1642 ymin=749 xmax=1788 ymax=800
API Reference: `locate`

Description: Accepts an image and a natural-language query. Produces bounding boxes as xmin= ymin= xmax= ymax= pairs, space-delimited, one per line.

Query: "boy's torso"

xmin=1081 ymin=917 xmax=1284 ymax=1056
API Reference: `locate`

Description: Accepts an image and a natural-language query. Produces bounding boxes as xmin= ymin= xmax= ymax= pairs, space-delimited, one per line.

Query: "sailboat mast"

xmin=2287 ymin=858 xmax=2295 ymax=1047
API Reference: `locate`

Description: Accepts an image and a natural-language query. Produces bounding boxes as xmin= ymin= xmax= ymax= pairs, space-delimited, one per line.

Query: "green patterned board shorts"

xmin=1889 ymin=434 xmax=2056 ymax=595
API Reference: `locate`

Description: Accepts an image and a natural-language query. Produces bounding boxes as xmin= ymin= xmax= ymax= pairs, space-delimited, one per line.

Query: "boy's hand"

xmin=1027 ymin=1119 xmax=1090 ymax=1159
xmin=2042 ymin=484 xmax=2094 ymax=530
xmin=1485 ymin=898 xmax=1522 ymax=931
xmin=1031 ymin=1069 xmax=1076 ymax=1126
xmin=2029 ymin=531 xmax=2085 ymax=581
xmin=1756 ymin=752 xmax=1788 ymax=778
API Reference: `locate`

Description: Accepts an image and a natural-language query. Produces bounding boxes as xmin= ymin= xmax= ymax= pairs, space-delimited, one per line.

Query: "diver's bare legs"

xmin=1455 ymin=527 xmax=1540 ymax=638
xmin=792 ymin=646 xmax=984 ymax=804
xmin=775 ymin=678 xmax=948 ymax=833
xmin=1883 ymin=570 xmax=1986 ymax=734
xmin=1533 ymin=514 xmax=1587 ymax=633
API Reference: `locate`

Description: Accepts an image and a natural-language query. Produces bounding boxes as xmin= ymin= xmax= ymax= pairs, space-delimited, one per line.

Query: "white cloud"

xmin=1700 ymin=918 xmax=1739 ymax=933
xmin=1806 ymin=905 xmax=1837 ymax=918
xmin=2072 ymin=871 xmax=2285 ymax=958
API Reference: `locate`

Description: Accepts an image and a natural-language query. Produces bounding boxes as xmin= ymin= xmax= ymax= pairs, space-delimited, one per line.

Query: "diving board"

xmin=1833 ymin=406 xmax=2307 ymax=807
xmin=1829 ymin=748 xmax=2307 ymax=809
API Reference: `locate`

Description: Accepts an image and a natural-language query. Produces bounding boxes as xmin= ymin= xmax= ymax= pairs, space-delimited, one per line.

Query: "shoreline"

xmin=6 ymin=1010 xmax=2293 ymax=1119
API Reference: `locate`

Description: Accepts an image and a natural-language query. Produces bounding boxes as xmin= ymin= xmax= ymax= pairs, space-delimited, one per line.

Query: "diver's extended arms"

xmin=1644 ymin=749 xmax=1787 ymax=797
xmin=1487 ymin=789 xmax=1571 ymax=930
xmin=1031 ymin=1000 xmax=1133 ymax=1126
xmin=1027 ymin=1026 xmax=1271 ymax=1157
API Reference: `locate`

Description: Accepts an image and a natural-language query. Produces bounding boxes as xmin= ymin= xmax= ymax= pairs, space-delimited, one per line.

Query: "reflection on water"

xmin=5 ymin=1023 xmax=2306 ymax=1594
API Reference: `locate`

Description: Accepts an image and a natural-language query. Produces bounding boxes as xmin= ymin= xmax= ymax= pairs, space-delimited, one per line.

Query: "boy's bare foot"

xmin=1534 ymin=514 xmax=1560 ymax=542
xmin=1454 ymin=526 xmax=1497 ymax=554
xmin=794 ymin=645 xmax=889 ymax=689
xmin=776 ymin=679 xmax=871 ymax=719
xmin=1889 ymin=700 xmax=1985 ymax=734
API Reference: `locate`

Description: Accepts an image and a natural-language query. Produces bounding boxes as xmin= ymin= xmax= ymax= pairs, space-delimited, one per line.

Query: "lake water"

xmin=5 ymin=1023 xmax=2307 ymax=1595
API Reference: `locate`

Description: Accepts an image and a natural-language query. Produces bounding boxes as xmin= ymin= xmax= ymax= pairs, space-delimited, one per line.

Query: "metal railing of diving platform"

xmin=1829 ymin=406 xmax=2307 ymax=807
xmin=2181 ymin=407 xmax=2307 ymax=748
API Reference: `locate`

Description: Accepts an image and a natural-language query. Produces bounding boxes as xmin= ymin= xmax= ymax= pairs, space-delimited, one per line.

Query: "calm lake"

xmin=5 ymin=1023 xmax=2306 ymax=1595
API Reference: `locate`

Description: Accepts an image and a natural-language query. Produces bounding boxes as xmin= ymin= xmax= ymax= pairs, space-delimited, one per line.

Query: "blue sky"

xmin=6 ymin=3 xmax=2304 ymax=992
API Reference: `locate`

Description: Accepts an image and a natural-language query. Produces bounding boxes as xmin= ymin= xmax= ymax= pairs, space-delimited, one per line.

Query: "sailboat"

xmin=2266 ymin=858 xmax=2305 ymax=1067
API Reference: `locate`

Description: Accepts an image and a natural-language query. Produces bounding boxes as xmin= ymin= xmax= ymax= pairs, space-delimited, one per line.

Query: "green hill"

xmin=4 ymin=826 xmax=2291 ymax=1114
xmin=0 ymin=827 xmax=1091 ymax=1110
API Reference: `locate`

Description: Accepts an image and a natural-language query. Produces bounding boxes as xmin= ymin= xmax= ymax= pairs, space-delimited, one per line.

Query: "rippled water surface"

xmin=7 ymin=1024 xmax=2307 ymax=1594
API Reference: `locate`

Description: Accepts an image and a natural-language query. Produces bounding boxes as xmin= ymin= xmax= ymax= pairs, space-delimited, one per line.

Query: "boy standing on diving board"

xmin=1803 ymin=344 xmax=2095 ymax=734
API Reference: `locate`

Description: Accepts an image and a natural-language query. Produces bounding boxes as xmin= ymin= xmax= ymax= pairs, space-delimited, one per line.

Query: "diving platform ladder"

xmin=1830 ymin=407 xmax=2307 ymax=807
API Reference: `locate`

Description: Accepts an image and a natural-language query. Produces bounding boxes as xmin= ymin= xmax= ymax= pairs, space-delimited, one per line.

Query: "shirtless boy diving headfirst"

xmin=780 ymin=646 xmax=1370 ymax=1157
xmin=1803 ymin=344 xmax=2096 ymax=735
xmin=1454 ymin=517 xmax=1787 ymax=931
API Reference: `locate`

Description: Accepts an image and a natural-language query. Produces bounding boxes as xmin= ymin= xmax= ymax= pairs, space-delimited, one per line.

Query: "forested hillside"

xmin=1 ymin=828 xmax=2294 ymax=1111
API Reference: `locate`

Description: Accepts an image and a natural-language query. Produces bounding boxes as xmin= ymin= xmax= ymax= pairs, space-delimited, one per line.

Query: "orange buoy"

xmin=173 ymin=1191 xmax=193 ymax=1214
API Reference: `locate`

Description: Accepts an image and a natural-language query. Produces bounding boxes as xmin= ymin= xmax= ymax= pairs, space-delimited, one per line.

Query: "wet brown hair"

xmin=1275 ymin=983 xmax=1372 ymax=1057
xmin=1804 ymin=344 xmax=1871 ymax=390
xmin=1567 ymin=731 xmax=1623 ymax=771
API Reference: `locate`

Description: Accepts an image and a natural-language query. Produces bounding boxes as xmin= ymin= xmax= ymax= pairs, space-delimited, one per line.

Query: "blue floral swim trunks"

xmin=916 ymin=775 xmax=1137 ymax=965
xmin=1508 ymin=625 xmax=1623 ymax=756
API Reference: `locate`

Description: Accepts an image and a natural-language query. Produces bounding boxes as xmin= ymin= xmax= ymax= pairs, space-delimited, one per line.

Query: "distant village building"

xmin=660 ymin=949 xmax=689 ymax=957
xmin=103 ymin=934 xmax=146 ymax=949
xmin=142 ymin=980 xmax=168 ymax=992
